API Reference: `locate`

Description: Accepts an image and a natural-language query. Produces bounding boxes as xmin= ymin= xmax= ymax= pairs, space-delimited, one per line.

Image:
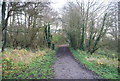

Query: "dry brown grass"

xmin=3 ymin=49 xmax=46 ymax=64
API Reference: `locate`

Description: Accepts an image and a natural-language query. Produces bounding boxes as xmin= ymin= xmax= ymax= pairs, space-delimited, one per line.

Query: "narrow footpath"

xmin=53 ymin=45 xmax=101 ymax=79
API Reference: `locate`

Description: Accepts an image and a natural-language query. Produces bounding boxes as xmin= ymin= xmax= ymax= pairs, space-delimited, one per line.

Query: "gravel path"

xmin=53 ymin=46 xmax=101 ymax=79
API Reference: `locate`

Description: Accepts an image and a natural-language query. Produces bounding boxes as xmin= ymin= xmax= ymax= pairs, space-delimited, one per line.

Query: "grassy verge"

xmin=2 ymin=48 xmax=55 ymax=79
xmin=70 ymin=48 xmax=119 ymax=79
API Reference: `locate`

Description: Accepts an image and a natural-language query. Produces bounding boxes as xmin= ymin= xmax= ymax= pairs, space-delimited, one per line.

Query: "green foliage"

xmin=101 ymin=39 xmax=118 ymax=51
xmin=52 ymin=33 xmax=67 ymax=45
xmin=6 ymin=25 xmax=46 ymax=49
xmin=2 ymin=49 xmax=55 ymax=79
xmin=70 ymin=48 xmax=119 ymax=79
xmin=44 ymin=23 xmax=55 ymax=49
xmin=51 ymin=43 xmax=55 ymax=50
xmin=96 ymin=48 xmax=118 ymax=58
xmin=26 ymin=51 xmax=55 ymax=79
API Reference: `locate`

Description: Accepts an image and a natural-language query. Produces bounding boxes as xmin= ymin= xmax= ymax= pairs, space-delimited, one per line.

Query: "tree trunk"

xmin=1 ymin=2 xmax=11 ymax=52
xmin=90 ymin=13 xmax=107 ymax=54
xmin=80 ymin=23 xmax=85 ymax=50
xmin=1 ymin=2 xmax=6 ymax=52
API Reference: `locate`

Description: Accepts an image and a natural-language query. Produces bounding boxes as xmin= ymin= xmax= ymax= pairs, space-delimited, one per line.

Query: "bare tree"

xmin=1 ymin=2 xmax=31 ymax=52
xmin=107 ymin=2 xmax=118 ymax=41
xmin=62 ymin=1 xmax=108 ymax=54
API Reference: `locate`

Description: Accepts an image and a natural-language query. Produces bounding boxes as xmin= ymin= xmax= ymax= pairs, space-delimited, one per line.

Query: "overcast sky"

xmin=0 ymin=0 xmax=119 ymax=22
xmin=50 ymin=0 xmax=119 ymax=11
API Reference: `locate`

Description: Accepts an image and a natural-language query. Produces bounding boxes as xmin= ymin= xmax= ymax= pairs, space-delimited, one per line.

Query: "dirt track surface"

xmin=53 ymin=46 xmax=101 ymax=79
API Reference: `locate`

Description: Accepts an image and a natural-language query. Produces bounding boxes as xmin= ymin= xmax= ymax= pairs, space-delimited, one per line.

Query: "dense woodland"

xmin=0 ymin=0 xmax=120 ymax=79
xmin=1 ymin=2 xmax=58 ymax=51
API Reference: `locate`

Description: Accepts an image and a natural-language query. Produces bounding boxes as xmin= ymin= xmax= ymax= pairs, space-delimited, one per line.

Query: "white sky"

xmin=50 ymin=0 xmax=119 ymax=11
xmin=0 ymin=0 xmax=119 ymax=22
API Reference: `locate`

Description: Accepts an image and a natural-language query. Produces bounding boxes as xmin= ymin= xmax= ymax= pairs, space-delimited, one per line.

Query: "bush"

xmin=96 ymin=48 xmax=118 ymax=58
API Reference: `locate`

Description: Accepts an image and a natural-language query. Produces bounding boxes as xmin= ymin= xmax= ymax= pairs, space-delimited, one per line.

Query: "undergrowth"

xmin=2 ymin=49 xmax=55 ymax=79
xmin=70 ymin=48 xmax=119 ymax=79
